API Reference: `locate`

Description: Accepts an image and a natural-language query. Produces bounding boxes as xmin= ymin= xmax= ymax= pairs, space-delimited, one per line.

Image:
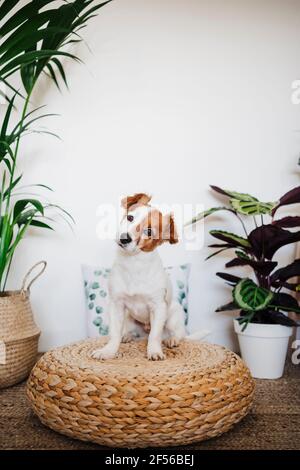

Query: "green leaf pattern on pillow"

xmin=83 ymin=267 xmax=111 ymax=336
xmin=82 ymin=264 xmax=190 ymax=337
xmin=165 ymin=264 xmax=190 ymax=326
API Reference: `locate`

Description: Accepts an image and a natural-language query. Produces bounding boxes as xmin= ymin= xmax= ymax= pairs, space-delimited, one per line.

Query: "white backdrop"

xmin=8 ymin=0 xmax=300 ymax=351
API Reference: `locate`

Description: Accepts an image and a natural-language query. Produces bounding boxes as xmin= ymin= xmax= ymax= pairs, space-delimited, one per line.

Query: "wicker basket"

xmin=27 ymin=338 xmax=255 ymax=448
xmin=0 ymin=261 xmax=46 ymax=389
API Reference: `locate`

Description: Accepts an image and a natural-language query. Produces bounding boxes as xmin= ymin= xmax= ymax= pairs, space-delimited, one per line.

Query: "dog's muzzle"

xmin=119 ymin=232 xmax=132 ymax=245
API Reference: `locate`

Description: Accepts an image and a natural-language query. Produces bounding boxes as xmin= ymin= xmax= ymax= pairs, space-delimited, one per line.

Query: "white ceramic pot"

xmin=233 ymin=319 xmax=293 ymax=379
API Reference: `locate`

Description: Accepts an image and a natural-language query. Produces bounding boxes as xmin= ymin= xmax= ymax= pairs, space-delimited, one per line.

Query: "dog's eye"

xmin=127 ymin=215 xmax=134 ymax=222
xmin=143 ymin=228 xmax=152 ymax=237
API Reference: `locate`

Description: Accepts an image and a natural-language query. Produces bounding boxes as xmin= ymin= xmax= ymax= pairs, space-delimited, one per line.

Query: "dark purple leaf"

xmin=205 ymin=248 xmax=231 ymax=261
xmin=249 ymin=260 xmax=278 ymax=276
xmin=279 ymin=282 xmax=300 ymax=291
xmin=226 ymin=258 xmax=248 ymax=268
xmin=216 ymin=272 xmax=241 ymax=284
xmin=261 ymin=311 xmax=299 ymax=326
xmin=210 ymin=186 xmax=258 ymax=201
xmin=272 ymin=186 xmax=300 ymax=215
xmin=206 ymin=244 xmax=237 ymax=261
xmin=241 ymin=309 xmax=299 ymax=326
xmin=271 ymin=292 xmax=300 ymax=311
xmin=240 ymin=309 xmax=267 ymax=321
xmin=272 ymin=216 xmax=300 ymax=228
xmin=215 ymin=301 xmax=239 ymax=312
xmin=226 ymin=257 xmax=277 ymax=276
xmin=248 ymin=224 xmax=300 ymax=260
xmin=270 ymin=259 xmax=300 ymax=284
xmin=208 ymin=243 xmax=235 ymax=248
xmin=210 ymin=185 xmax=231 ymax=197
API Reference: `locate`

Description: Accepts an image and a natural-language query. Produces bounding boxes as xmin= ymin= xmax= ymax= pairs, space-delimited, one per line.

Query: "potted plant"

xmin=0 ymin=0 xmax=111 ymax=388
xmin=187 ymin=185 xmax=300 ymax=379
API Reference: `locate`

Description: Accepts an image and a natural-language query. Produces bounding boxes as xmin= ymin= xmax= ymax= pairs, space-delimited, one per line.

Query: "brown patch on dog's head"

xmin=163 ymin=213 xmax=179 ymax=244
xmin=138 ymin=209 xmax=163 ymax=252
xmin=138 ymin=210 xmax=179 ymax=252
xmin=121 ymin=193 xmax=151 ymax=211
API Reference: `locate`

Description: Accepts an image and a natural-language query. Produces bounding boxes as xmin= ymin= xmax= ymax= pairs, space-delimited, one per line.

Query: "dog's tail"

xmin=185 ymin=329 xmax=211 ymax=342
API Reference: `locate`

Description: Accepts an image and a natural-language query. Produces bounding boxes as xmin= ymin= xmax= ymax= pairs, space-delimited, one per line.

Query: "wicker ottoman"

xmin=27 ymin=338 xmax=255 ymax=448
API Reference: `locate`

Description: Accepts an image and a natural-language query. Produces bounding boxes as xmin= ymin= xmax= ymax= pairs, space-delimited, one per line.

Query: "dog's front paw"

xmin=90 ymin=347 xmax=116 ymax=360
xmin=163 ymin=336 xmax=180 ymax=348
xmin=147 ymin=348 xmax=165 ymax=361
xmin=121 ymin=333 xmax=134 ymax=343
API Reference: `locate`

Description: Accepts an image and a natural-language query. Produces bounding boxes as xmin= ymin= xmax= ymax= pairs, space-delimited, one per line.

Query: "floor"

xmin=0 ymin=360 xmax=299 ymax=450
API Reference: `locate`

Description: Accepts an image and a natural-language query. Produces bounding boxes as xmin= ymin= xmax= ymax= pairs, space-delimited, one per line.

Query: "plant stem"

xmin=2 ymin=255 xmax=13 ymax=292
xmin=235 ymin=213 xmax=248 ymax=237
xmin=1 ymin=91 xmax=33 ymax=291
xmin=260 ymin=214 xmax=264 ymax=226
xmin=0 ymin=171 xmax=6 ymax=219
xmin=5 ymin=92 xmax=32 ymax=213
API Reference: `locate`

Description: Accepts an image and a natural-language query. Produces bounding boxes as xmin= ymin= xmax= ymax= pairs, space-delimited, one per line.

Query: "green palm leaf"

xmin=51 ymin=57 xmax=68 ymax=88
xmin=0 ymin=1 xmax=56 ymax=36
xmin=0 ymin=1 xmax=112 ymax=96
xmin=0 ymin=49 xmax=79 ymax=79
xmin=0 ymin=106 xmax=58 ymax=164
xmin=0 ymin=0 xmax=20 ymax=21
xmin=0 ymin=93 xmax=16 ymax=140
xmin=0 ymin=0 xmax=112 ymax=291
xmin=13 ymin=199 xmax=44 ymax=221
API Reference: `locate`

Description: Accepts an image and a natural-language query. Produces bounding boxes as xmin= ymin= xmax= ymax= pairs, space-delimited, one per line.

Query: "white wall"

xmin=9 ymin=0 xmax=300 ymax=351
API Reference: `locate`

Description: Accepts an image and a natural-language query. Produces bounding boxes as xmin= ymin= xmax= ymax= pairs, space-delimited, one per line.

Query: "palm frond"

xmin=0 ymin=1 xmax=112 ymax=97
xmin=0 ymin=0 xmax=112 ymax=291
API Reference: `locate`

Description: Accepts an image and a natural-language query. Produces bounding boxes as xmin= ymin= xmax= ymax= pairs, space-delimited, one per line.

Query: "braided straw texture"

xmin=27 ymin=338 xmax=255 ymax=448
xmin=0 ymin=291 xmax=40 ymax=389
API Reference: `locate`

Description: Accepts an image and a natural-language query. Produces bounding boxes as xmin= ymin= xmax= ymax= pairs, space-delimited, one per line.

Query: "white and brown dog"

xmin=91 ymin=193 xmax=208 ymax=361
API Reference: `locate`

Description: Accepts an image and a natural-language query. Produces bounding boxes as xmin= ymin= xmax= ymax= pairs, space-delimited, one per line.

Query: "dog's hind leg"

xmin=164 ymin=301 xmax=186 ymax=348
xmin=121 ymin=311 xmax=143 ymax=343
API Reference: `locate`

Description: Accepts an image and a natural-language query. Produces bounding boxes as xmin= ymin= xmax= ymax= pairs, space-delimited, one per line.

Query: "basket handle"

xmin=21 ymin=261 xmax=47 ymax=295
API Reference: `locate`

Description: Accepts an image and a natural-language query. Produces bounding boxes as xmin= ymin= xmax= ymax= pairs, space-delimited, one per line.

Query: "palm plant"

xmin=0 ymin=0 xmax=111 ymax=291
xmin=186 ymin=185 xmax=300 ymax=330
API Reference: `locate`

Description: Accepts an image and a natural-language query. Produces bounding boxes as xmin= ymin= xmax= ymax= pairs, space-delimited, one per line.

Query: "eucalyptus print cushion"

xmin=165 ymin=264 xmax=190 ymax=326
xmin=82 ymin=265 xmax=110 ymax=337
xmin=82 ymin=263 xmax=190 ymax=338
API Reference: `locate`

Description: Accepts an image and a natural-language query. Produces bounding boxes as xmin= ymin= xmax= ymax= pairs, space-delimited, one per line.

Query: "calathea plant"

xmin=0 ymin=0 xmax=111 ymax=292
xmin=187 ymin=185 xmax=300 ymax=330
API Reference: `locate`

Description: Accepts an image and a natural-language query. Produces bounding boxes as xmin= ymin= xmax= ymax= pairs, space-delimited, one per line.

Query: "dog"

xmin=91 ymin=193 xmax=209 ymax=361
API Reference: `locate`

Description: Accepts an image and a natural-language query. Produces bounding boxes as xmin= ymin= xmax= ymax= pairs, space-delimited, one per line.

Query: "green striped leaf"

xmin=233 ymin=278 xmax=274 ymax=312
xmin=210 ymin=185 xmax=258 ymax=201
xmin=230 ymin=198 xmax=277 ymax=216
xmin=210 ymin=230 xmax=251 ymax=248
xmin=184 ymin=206 xmax=233 ymax=226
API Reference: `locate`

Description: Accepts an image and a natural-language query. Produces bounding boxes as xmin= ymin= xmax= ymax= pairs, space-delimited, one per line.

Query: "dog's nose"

xmin=120 ymin=232 xmax=132 ymax=245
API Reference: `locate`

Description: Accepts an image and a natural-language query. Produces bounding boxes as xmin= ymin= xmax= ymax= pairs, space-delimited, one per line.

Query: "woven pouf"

xmin=27 ymin=338 xmax=255 ymax=448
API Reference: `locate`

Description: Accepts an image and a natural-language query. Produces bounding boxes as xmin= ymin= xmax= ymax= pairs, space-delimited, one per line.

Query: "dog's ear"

xmin=163 ymin=213 xmax=179 ymax=244
xmin=121 ymin=193 xmax=152 ymax=210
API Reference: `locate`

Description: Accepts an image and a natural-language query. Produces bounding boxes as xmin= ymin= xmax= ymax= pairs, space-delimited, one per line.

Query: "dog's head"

xmin=117 ymin=193 xmax=178 ymax=254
